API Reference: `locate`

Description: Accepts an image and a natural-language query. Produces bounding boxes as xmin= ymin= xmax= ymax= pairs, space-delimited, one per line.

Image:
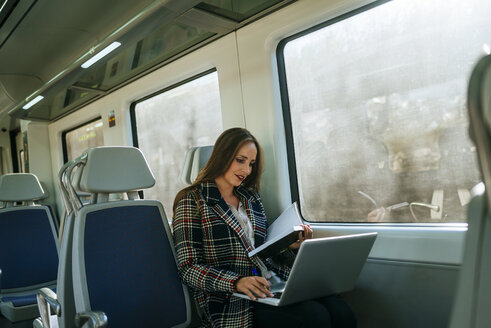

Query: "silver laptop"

xmin=233 ymin=232 xmax=377 ymax=306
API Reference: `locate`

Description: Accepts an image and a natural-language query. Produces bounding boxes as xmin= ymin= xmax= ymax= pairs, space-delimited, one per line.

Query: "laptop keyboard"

xmin=272 ymin=292 xmax=282 ymax=299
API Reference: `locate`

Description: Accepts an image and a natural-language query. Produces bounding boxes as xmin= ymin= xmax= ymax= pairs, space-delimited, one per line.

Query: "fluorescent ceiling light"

xmin=0 ymin=1 xmax=8 ymax=14
xmin=81 ymin=42 xmax=121 ymax=69
xmin=23 ymin=95 xmax=44 ymax=110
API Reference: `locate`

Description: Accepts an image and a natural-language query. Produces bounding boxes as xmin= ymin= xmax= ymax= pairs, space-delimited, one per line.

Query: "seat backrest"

xmin=179 ymin=145 xmax=213 ymax=185
xmin=38 ymin=182 xmax=60 ymax=233
xmin=449 ymin=54 xmax=491 ymax=328
xmin=55 ymin=159 xmax=87 ymax=328
xmin=56 ymin=212 xmax=76 ymax=328
xmin=0 ymin=173 xmax=45 ymax=207
xmin=0 ymin=173 xmax=58 ymax=292
xmin=71 ymin=146 xmax=191 ymax=327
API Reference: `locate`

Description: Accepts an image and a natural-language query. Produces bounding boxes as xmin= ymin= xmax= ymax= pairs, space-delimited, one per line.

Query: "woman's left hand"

xmin=288 ymin=224 xmax=313 ymax=250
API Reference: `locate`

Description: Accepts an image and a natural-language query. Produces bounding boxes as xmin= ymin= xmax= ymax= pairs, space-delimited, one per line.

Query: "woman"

xmin=172 ymin=128 xmax=356 ymax=327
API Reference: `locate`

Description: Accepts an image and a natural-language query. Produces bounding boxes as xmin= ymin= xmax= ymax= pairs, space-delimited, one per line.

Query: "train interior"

xmin=0 ymin=0 xmax=490 ymax=327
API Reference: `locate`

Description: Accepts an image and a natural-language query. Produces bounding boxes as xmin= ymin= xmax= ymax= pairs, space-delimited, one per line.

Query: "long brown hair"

xmin=173 ymin=128 xmax=264 ymax=210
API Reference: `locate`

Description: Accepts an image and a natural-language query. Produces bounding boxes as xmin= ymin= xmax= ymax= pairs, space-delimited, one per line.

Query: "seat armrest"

xmin=37 ymin=287 xmax=61 ymax=328
xmin=75 ymin=311 xmax=108 ymax=328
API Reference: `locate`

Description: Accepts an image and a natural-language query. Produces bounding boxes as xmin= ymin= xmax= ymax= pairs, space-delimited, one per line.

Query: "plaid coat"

xmin=172 ymin=182 xmax=294 ymax=327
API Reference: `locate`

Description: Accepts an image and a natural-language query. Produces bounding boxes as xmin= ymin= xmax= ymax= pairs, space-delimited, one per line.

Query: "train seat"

xmin=449 ymin=54 xmax=491 ymax=328
xmin=178 ymin=146 xmax=198 ymax=185
xmin=38 ymin=182 xmax=60 ymax=233
xmin=35 ymin=159 xmax=87 ymax=328
xmin=179 ymin=145 xmax=213 ymax=185
xmin=0 ymin=173 xmax=59 ymax=322
xmin=52 ymin=146 xmax=191 ymax=327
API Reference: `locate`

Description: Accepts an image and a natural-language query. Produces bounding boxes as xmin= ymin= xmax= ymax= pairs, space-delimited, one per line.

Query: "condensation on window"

xmin=65 ymin=119 xmax=105 ymax=162
xmin=282 ymin=0 xmax=489 ymax=223
xmin=134 ymin=71 xmax=222 ymax=220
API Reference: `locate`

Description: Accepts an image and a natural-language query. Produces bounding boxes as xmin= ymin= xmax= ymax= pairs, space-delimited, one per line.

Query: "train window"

xmin=278 ymin=0 xmax=489 ymax=223
xmin=62 ymin=118 xmax=104 ymax=162
xmin=131 ymin=70 xmax=222 ymax=219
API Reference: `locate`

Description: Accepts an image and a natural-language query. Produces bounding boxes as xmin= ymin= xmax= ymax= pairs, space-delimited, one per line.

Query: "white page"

xmin=266 ymin=202 xmax=303 ymax=242
xmin=248 ymin=202 xmax=303 ymax=257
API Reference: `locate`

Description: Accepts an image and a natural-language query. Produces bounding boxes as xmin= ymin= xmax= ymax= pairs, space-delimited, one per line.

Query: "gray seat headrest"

xmin=179 ymin=147 xmax=197 ymax=185
xmin=191 ymin=146 xmax=213 ymax=182
xmin=179 ymin=146 xmax=213 ymax=185
xmin=0 ymin=173 xmax=45 ymax=201
xmin=483 ymin=59 xmax=491 ymax=130
xmin=78 ymin=146 xmax=155 ymax=193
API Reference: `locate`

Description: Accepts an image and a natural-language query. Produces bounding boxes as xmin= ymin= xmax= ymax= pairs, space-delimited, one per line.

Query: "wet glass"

xmin=64 ymin=119 xmax=105 ymax=161
xmin=282 ymin=0 xmax=490 ymax=223
xmin=133 ymin=71 xmax=222 ymax=220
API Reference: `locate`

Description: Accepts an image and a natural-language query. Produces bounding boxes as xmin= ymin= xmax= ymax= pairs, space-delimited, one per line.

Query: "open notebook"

xmin=249 ymin=202 xmax=303 ymax=258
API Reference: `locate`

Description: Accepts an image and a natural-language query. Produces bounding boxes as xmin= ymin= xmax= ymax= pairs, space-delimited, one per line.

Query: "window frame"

xmin=274 ymin=0 xmax=478 ymax=224
xmin=61 ymin=116 xmax=103 ymax=163
xmin=18 ymin=149 xmax=24 ymax=173
xmin=129 ymin=68 xmax=220 ymax=202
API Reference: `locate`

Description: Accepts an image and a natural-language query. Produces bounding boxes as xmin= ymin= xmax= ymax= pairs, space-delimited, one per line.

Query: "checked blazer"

xmin=172 ymin=182 xmax=294 ymax=328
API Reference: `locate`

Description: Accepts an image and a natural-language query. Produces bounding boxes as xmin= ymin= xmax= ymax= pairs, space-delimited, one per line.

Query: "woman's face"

xmin=218 ymin=141 xmax=257 ymax=189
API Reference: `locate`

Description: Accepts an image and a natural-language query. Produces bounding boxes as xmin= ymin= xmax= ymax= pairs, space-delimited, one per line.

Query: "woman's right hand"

xmin=235 ymin=276 xmax=274 ymax=301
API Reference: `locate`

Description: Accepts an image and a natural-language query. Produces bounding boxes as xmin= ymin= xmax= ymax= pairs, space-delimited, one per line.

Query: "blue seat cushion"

xmin=1 ymin=289 xmax=56 ymax=307
xmin=82 ymin=205 xmax=186 ymax=327
xmin=0 ymin=294 xmax=37 ymax=307
xmin=0 ymin=208 xmax=58 ymax=288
